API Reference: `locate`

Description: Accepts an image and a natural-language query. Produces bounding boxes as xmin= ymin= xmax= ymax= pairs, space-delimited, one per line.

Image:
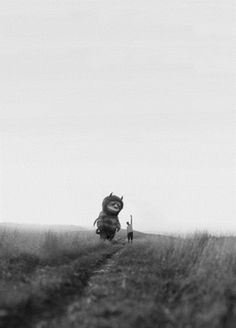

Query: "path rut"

xmin=34 ymin=248 xmax=126 ymax=328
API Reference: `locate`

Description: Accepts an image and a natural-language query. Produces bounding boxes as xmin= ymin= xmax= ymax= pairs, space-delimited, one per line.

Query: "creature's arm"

xmin=130 ymin=215 xmax=133 ymax=226
xmin=116 ymin=219 xmax=121 ymax=232
xmin=93 ymin=212 xmax=105 ymax=226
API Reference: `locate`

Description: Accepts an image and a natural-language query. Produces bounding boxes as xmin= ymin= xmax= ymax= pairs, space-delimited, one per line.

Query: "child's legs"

xmin=127 ymin=232 xmax=132 ymax=243
xmin=130 ymin=232 xmax=133 ymax=243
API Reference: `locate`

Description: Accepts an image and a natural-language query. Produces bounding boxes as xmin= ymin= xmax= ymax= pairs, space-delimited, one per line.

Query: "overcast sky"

xmin=0 ymin=0 xmax=235 ymax=233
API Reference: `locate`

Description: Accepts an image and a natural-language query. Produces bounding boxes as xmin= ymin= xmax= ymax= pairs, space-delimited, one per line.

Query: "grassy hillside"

xmin=0 ymin=227 xmax=236 ymax=327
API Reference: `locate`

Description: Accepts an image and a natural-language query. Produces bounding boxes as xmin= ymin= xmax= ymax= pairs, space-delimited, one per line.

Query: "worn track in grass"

xmin=0 ymin=242 xmax=124 ymax=328
xmin=34 ymin=247 xmax=127 ymax=328
xmin=3 ymin=234 xmax=235 ymax=328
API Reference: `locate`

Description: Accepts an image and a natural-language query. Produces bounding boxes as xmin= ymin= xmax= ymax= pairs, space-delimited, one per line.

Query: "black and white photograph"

xmin=0 ymin=0 xmax=235 ymax=327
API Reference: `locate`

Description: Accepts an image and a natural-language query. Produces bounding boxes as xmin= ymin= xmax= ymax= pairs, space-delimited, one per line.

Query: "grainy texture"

xmin=1 ymin=229 xmax=236 ymax=328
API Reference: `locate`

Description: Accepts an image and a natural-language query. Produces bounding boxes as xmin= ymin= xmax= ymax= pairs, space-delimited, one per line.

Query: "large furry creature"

xmin=93 ymin=193 xmax=123 ymax=240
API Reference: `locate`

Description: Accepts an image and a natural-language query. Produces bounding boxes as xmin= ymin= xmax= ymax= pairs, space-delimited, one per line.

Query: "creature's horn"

xmin=121 ymin=196 xmax=123 ymax=201
xmin=109 ymin=192 xmax=113 ymax=197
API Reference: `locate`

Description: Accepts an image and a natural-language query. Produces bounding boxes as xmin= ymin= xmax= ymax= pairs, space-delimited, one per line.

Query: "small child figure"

xmin=126 ymin=215 xmax=133 ymax=243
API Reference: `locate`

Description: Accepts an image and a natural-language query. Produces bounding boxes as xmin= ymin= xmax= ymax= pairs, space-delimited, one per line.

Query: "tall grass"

xmin=1 ymin=228 xmax=236 ymax=327
xmin=0 ymin=228 xmax=96 ymax=257
xmin=117 ymin=233 xmax=236 ymax=327
xmin=0 ymin=227 xmax=101 ymax=282
xmin=0 ymin=226 xmax=122 ymax=328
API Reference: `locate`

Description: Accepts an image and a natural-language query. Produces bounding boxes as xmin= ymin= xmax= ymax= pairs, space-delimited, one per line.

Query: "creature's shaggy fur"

xmin=94 ymin=193 xmax=123 ymax=240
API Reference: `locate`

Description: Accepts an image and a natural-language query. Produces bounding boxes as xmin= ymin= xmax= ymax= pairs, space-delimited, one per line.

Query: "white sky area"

xmin=0 ymin=0 xmax=235 ymax=233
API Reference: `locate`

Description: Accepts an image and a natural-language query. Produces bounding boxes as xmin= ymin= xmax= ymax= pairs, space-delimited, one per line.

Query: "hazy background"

xmin=0 ymin=0 xmax=235 ymax=233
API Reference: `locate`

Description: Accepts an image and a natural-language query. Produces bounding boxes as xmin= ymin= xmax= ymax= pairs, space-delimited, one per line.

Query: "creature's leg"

xmin=99 ymin=231 xmax=107 ymax=240
xmin=108 ymin=233 xmax=115 ymax=241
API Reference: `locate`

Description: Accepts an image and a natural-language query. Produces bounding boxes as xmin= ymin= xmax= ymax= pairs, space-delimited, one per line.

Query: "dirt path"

xmin=0 ymin=242 xmax=125 ymax=328
xmin=33 ymin=247 xmax=129 ymax=328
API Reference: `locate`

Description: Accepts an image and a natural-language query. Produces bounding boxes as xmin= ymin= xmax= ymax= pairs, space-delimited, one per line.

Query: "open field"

xmin=0 ymin=226 xmax=236 ymax=328
xmin=0 ymin=226 xmax=125 ymax=328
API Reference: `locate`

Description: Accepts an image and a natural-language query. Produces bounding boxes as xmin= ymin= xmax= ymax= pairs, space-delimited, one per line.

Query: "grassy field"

xmin=0 ymin=226 xmax=124 ymax=328
xmin=109 ymin=233 xmax=236 ymax=328
xmin=0 ymin=227 xmax=236 ymax=328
